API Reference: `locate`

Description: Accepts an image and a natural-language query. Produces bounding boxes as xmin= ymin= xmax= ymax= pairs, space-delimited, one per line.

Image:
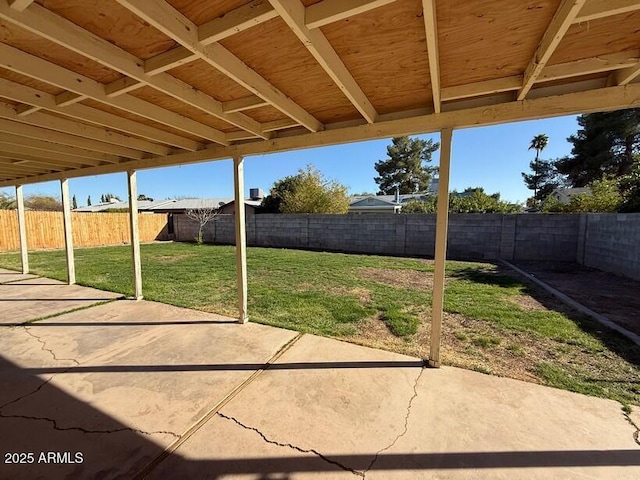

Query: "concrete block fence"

xmin=173 ymin=212 xmax=640 ymax=280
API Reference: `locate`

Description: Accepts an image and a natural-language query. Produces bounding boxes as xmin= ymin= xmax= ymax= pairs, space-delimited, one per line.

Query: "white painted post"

xmin=127 ymin=170 xmax=143 ymax=300
xmin=15 ymin=184 xmax=28 ymax=274
xmin=233 ymin=155 xmax=248 ymax=323
xmin=60 ymin=178 xmax=75 ymax=285
xmin=429 ymin=128 xmax=453 ymax=368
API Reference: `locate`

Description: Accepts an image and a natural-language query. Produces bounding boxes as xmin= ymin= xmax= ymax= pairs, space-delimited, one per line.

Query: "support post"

xmin=429 ymin=128 xmax=453 ymax=368
xmin=233 ymin=155 xmax=248 ymax=323
xmin=15 ymin=184 xmax=28 ymax=274
xmin=127 ymin=170 xmax=143 ymax=300
xmin=60 ymin=178 xmax=75 ymax=285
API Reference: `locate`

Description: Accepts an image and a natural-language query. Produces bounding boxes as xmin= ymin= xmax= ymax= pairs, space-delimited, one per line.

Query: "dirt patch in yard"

xmin=155 ymin=254 xmax=197 ymax=263
xmin=507 ymin=294 xmax=547 ymax=311
xmin=358 ymin=267 xmax=434 ymax=290
xmin=514 ymin=261 xmax=640 ymax=336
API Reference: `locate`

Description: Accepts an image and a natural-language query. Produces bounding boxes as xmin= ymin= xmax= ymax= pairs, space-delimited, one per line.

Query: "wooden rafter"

xmin=612 ymin=64 xmax=640 ymax=86
xmin=422 ymin=0 xmax=441 ymax=113
xmin=573 ymin=0 xmax=640 ymax=23
xmin=0 ymin=77 xmax=202 ymax=151
xmin=8 ymin=0 xmax=34 ymax=12
xmin=5 ymin=82 xmax=640 ymax=188
xmin=0 ymin=44 xmax=213 ymax=149
xmin=518 ymin=0 xmax=587 ymax=100
xmin=223 ymin=96 xmax=270 ymax=114
xmin=15 ymin=104 xmax=41 ymax=116
xmin=0 ymin=134 xmax=121 ymax=163
xmin=0 ymin=118 xmax=145 ymax=159
xmin=0 ymin=102 xmax=169 ymax=156
xmin=442 ymin=51 xmax=640 ymax=101
xmin=305 ymin=0 xmax=397 ymax=29
xmin=0 ymin=143 xmax=106 ymax=167
xmin=116 ymin=0 xmax=323 ymax=133
xmin=0 ymin=1 xmax=264 ymax=139
xmin=269 ymin=0 xmax=378 ymax=123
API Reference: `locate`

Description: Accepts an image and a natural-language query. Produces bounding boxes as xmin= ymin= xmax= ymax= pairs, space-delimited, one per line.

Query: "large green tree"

xmin=555 ymin=110 xmax=640 ymax=187
xmin=374 ymin=136 xmax=439 ymax=194
xmin=0 ymin=191 xmax=15 ymax=209
xmin=24 ymin=195 xmax=62 ymax=211
xmin=262 ymin=165 xmax=349 ymax=214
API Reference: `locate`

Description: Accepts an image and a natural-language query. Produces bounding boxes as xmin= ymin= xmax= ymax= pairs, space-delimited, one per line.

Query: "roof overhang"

xmin=1 ymin=0 xmax=639 ymax=187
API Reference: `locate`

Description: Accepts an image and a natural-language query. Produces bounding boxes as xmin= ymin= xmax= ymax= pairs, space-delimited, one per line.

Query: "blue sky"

xmin=1 ymin=115 xmax=579 ymax=205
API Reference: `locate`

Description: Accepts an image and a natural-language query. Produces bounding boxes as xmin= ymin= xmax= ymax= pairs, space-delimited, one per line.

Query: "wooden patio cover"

xmin=1 ymin=0 xmax=639 ymax=365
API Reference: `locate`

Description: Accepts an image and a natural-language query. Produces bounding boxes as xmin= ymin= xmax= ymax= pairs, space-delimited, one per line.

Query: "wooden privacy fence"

xmin=0 ymin=211 xmax=169 ymax=251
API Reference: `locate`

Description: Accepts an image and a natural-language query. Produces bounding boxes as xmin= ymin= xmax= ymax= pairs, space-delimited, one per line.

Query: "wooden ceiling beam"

xmin=8 ymin=0 xmax=34 ymax=12
xmin=612 ymin=64 xmax=640 ymax=86
xmin=0 ymin=1 xmax=261 ymax=140
xmin=305 ymin=0 xmax=397 ymax=29
xmin=15 ymin=103 xmax=41 ymax=116
xmin=0 ymin=73 xmax=202 ymax=151
xmin=269 ymin=0 xmax=378 ymax=123
xmin=142 ymin=0 xmax=277 ymax=76
xmin=0 ymin=118 xmax=145 ymax=159
xmin=6 ymin=82 xmax=640 ymax=188
xmin=262 ymin=118 xmax=299 ymax=132
xmin=0 ymin=102 xmax=169 ymax=156
xmin=117 ymin=0 xmax=322 ymax=133
xmin=518 ymin=0 xmax=587 ymax=100
xmin=0 ymin=134 xmax=121 ymax=163
xmin=573 ymin=0 xmax=640 ymax=23
xmin=223 ymin=95 xmax=270 ymax=113
xmin=55 ymin=91 xmax=86 ymax=107
xmin=539 ymin=50 xmax=640 ymax=82
xmin=0 ymin=143 xmax=105 ymax=167
xmin=422 ymin=0 xmax=441 ymax=113
xmin=442 ymin=51 xmax=640 ymax=101
xmin=0 ymin=159 xmax=56 ymax=174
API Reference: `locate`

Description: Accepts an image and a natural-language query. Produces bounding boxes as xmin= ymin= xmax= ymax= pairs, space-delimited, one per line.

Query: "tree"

xmin=100 ymin=193 xmax=121 ymax=202
xmin=619 ymin=159 xmax=640 ymax=212
xmin=185 ymin=205 xmax=220 ymax=245
xmin=374 ymin=136 xmax=439 ymax=194
xmin=72 ymin=195 xmax=78 ymax=210
xmin=87 ymin=195 xmax=92 ymax=206
xmin=541 ymin=177 xmax=622 ymax=213
xmin=262 ymin=166 xmax=349 ymax=214
xmin=555 ymin=110 xmax=640 ymax=187
xmin=0 ymin=191 xmax=15 ymax=209
xmin=137 ymin=194 xmax=154 ymax=201
xmin=402 ymin=189 xmax=521 ymax=214
xmin=24 ymin=195 xmax=62 ymax=211
xmin=521 ymin=134 xmax=559 ymax=202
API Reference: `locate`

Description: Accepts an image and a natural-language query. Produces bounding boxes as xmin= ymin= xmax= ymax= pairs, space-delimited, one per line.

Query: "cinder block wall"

xmin=174 ymin=212 xmax=640 ymax=280
xmin=579 ymin=213 xmax=640 ymax=281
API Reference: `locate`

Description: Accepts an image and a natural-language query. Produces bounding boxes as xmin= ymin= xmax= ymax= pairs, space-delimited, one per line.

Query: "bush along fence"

xmin=174 ymin=212 xmax=640 ymax=281
xmin=0 ymin=211 xmax=169 ymax=251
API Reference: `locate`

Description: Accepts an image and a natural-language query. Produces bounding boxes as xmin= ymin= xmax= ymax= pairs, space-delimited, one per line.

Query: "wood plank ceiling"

xmin=0 ymin=0 xmax=640 ymax=186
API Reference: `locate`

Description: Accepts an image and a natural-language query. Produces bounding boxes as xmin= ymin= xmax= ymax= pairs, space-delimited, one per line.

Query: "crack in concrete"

xmin=363 ymin=367 xmax=426 ymax=477
xmin=218 ymin=412 xmax=365 ymax=477
xmin=22 ymin=325 xmax=80 ymax=366
xmin=622 ymin=408 xmax=640 ymax=447
xmin=0 ymin=375 xmax=56 ymax=411
xmin=0 ymin=411 xmax=180 ymax=439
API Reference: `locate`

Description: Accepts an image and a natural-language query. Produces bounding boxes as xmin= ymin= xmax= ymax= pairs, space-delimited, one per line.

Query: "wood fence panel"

xmin=0 ymin=211 xmax=168 ymax=251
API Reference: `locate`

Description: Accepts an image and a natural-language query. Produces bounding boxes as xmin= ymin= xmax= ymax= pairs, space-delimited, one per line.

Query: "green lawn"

xmin=1 ymin=242 xmax=639 ymax=407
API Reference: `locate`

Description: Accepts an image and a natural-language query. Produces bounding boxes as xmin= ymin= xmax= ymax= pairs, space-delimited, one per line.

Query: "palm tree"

xmin=528 ymin=134 xmax=549 ymax=198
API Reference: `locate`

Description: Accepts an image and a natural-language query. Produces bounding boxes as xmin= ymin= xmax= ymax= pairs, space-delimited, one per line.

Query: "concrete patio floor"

xmin=0 ymin=272 xmax=638 ymax=479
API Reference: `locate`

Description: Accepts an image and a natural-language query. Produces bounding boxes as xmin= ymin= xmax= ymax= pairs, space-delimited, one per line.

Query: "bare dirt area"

xmin=514 ymin=261 xmax=640 ymax=336
xmin=358 ymin=267 xmax=434 ymax=290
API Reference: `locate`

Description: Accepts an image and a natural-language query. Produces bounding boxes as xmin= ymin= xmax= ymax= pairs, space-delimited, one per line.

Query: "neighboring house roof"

xmin=551 ymin=187 xmax=591 ymax=204
xmin=73 ymin=199 xmax=173 ymax=212
xmin=145 ymin=198 xmax=233 ymax=211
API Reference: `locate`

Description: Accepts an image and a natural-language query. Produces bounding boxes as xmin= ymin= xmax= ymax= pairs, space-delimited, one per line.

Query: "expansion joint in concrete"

xmin=217 ymin=412 xmax=364 ymax=477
